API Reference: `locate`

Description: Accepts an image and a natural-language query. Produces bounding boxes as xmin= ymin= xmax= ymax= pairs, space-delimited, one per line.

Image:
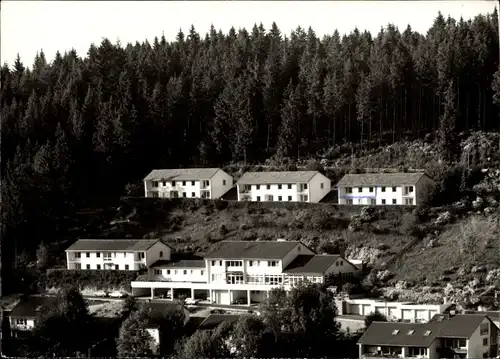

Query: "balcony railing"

xmin=362 ymin=354 xmax=402 ymax=359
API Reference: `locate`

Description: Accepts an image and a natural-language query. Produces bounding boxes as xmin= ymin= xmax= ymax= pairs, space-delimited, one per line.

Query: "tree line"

xmin=1 ymin=11 xmax=499 ymax=275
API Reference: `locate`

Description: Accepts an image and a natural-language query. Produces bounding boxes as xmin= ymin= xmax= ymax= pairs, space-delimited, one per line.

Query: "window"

xmin=125 ymin=265 xmax=129 ymax=270
xmin=358 ymin=199 xmax=362 ymax=204
xmin=405 ymin=198 xmax=414 ymax=205
xmin=370 ymin=199 xmax=376 ymax=205
xmin=159 ymin=251 xmax=163 ymax=258
xmin=278 ymin=184 xmax=282 ymax=189
xmin=172 ymin=181 xmax=176 ymax=186
xmin=115 ymin=265 xmax=119 ymax=270
xmin=183 ymin=270 xmax=187 ymax=275
xmin=96 ymin=264 xmax=101 ymax=269
xmin=256 ymin=185 xmax=260 ymax=189
xmin=75 ymin=252 xmax=81 ymax=258
xmin=407 ymin=330 xmax=415 ymax=335
xmin=16 ymin=319 xmax=27 ymax=325
xmin=268 ymin=261 xmax=277 ymax=267
xmin=86 ymin=252 xmax=90 ymax=257
xmin=480 ymin=323 xmax=489 ymax=335
xmin=392 ymin=330 xmax=399 ymax=335
xmin=358 ymin=187 xmax=363 ymax=192
xmin=369 ymin=187 xmax=374 ymax=192
xmin=192 ymin=181 xmax=195 ymax=185
xmin=303 ymin=184 xmax=308 ymax=189
xmin=302 ymin=195 xmax=308 ymax=202
xmin=288 ymin=196 xmax=292 ymax=201
xmin=152 ymin=181 xmax=159 ymax=188
xmin=182 ymin=181 xmax=186 ymax=186
xmin=174 ymin=270 xmax=178 ymax=275
xmin=219 ymin=261 xmax=222 ymax=266
xmin=211 ymin=260 xmax=216 ymax=266
xmin=321 ymin=183 xmax=324 ymax=189
xmin=223 ymin=180 xmax=226 ymax=185
xmin=167 ymin=270 xmax=171 ymax=275
xmin=249 ymin=261 xmax=253 ymax=266
xmin=86 ymin=264 xmax=90 ymax=269
xmin=392 ymin=186 xmax=397 ymax=192
xmin=256 ymin=196 xmax=261 ymax=201
xmin=162 ymin=181 xmax=166 ymax=186
xmin=278 ymin=196 xmax=282 ymax=201
xmin=104 ymin=252 xmax=111 ymax=259
xmin=381 ymin=187 xmax=386 ymax=192
xmin=154 ymin=269 xmax=162 ymax=275
xmin=227 ymin=261 xmax=243 ymax=267
xmin=183 ymin=192 xmax=187 ymax=197
xmin=347 ymin=199 xmax=353 ymax=205
xmin=124 ymin=253 xmax=127 ymax=258
xmin=483 ymin=337 xmax=488 ymax=346
xmin=346 ymin=187 xmax=352 ymax=194
xmin=392 ymin=199 xmax=397 ymax=204
xmin=409 ymin=348 xmax=426 ymax=357
xmin=382 ymin=199 xmax=386 ymax=204
xmin=200 ymin=270 xmax=204 ymax=275
xmin=192 ymin=192 xmax=195 ymax=197
xmin=139 ymin=252 xmax=145 ymax=259
xmin=288 ymin=184 xmax=292 ymax=189
xmin=268 ymin=195 xmax=274 ymax=201
xmin=266 ymin=184 xmax=271 ymax=189
xmin=96 ymin=252 xmax=100 ymax=258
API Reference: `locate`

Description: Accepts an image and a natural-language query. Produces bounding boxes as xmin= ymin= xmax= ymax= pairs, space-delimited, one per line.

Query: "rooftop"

xmin=198 ymin=314 xmax=241 ymax=331
xmin=237 ymin=171 xmax=321 ymax=185
xmin=9 ymin=296 xmax=57 ymax=318
xmin=144 ymin=168 xmax=221 ymax=181
xmin=358 ymin=314 xmax=494 ymax=347
xmin=283 ymin=254 xmax=341 ymax=274
xmin=205 ymin=240 xmax=302 ymax=260
xmin=336 ymin=172 xmax=427 ymax=187
xmin=65 ymin=238 xmax=166 ymax=252
xmin=150 ymin=259 xmax=206 ymax=269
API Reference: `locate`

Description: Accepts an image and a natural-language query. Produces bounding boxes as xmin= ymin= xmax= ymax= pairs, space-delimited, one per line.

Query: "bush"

xmin=214 ymin=199 xmax=228 ymax=211
xmin=39 ymin=269 xmax=139 ymax=292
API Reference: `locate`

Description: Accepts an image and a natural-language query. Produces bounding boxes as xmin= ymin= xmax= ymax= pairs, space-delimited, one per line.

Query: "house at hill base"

xmin=336 ymin=172 xmax=435 ymax=206
xmin=131 ymin=239 xmax=361 ymax=305
xmin=236 ymin=171 xmax=331 ymax=203
xmin=65 ymin=238 xmax=172 ymax=270
xmin=357 ymin=313 xmax=499 ymax=359
xmin=7 ymin=296 xmax=56 ymax=338
xmin=143 ymin=168 xmax=233 ymax=199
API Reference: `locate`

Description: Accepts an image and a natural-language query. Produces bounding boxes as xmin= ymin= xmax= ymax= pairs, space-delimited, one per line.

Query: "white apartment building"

xmin=65 ymin=239 xmax=172 ymax=271
xmin=336 ymin=172 xmax=436 ymax=206
xmin=336 ymin=298 xmax=455 ymax=323
xmin=358 ymin=313 xmax=499 ymax=359
xmin=131 ymin=240 xmax=361 ymax=305
xmin=144 ymin=168 xmax=233 ymax=199
xmin=237 ymin=171 xmax=332 ymax=203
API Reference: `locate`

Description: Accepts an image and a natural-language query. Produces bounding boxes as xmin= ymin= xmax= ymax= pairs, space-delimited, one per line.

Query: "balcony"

xmin=362 ymin=355 xmax=401 ymax=359
xmin=68 ymin=257 xmax=81 ymax=262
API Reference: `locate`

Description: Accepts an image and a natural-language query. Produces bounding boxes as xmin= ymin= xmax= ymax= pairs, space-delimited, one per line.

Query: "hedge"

xmin=39 ymin=269 xmax=140 ymax=292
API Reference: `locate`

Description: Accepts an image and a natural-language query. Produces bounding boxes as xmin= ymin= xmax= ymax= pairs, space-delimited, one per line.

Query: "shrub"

xmin=214 ymin=199 xmax=228 ymax=211
xmin=39 ymin=270 xmax=139 ymax=292
xmin=401 ymin=213 xmax=421 ymax=236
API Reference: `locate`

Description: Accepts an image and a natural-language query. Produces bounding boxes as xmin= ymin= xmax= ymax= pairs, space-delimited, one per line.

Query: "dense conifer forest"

xmin=1 ymin=11 xmax=500 ymax=275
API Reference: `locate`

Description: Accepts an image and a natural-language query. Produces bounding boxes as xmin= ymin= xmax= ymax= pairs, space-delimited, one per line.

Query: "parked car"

xmin=185 ymin=298 xmax=200 ymax=305
xmin=210 ymin=309 xmax=226 ymax=314
xmin=233 ymin=298 xmax=246 ymax=305
xmin=109 ymin=291 xmax=127 ymax=298
xmin=94 ymin=290 xmax=108 ymax=298
xmin=160 ymin=292 xmax=172 ymax=299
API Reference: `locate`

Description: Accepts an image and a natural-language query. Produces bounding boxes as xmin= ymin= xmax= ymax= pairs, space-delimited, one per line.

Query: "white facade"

xmin=337 ymin=298 xmax=449 ymax=323
xmin=144 ymin=168 xmax=233 ymax=199
xmin=337 ymin=173 xmax=435 ymax=206
xmin=65 ymin=240 xmax=172 ymax=271
xmin=237 ymin=172 xmax=331 ymax=203
xmin=9 ymin=316 xmax=36 ymax=337
xmin=131 ymin=241 xmax=360 ymax=306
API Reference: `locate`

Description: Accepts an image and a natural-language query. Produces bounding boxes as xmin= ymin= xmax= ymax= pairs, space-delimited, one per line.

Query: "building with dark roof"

xmin=131 ymin=239 xmax=361 ymax=307
xmin=236 ymin=170 xmax=332 ymax=203
xmin=336 ymin=172 xmax=436 ymax=206
xmin=357 ymin=313 xmax=499 ymax=359
xmin=143 ymin=168 xmax=234 ymax=200
xmin=65 ymin=238 xmax=172 ymax=270
xmin=8 ymin=295 xmax=57 ymax=337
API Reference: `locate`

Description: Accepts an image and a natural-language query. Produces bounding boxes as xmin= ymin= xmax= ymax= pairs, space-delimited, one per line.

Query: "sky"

xmin=1 ymin=1 xmax=498 ymax=67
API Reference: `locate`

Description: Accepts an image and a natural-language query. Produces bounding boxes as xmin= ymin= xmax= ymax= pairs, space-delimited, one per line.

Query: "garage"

xmin=374 ymin=306 xmax=386 ymax=316
xmin=362 ymin=304 xmax=371 ymax=315
xmin=415 ymin=310 xmax=428 ymax=322
xmin=213 ymin=290 xmax=231 ymax=305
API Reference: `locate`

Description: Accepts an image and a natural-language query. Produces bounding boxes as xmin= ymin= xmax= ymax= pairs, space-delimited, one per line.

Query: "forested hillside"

xmin=1 ymin=11 xmax=499 ymax=276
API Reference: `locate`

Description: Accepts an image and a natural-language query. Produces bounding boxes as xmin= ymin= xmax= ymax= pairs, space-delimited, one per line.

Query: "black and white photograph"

xmin=1 ymin=0 xmax=500 ymax=358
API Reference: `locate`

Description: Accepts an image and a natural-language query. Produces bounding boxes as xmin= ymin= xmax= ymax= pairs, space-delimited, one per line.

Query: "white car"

xmin=109 ymin=291 xmax=127 ymax=298
xmin=184 ymin=298 xmax=200 ymax=305
xmin=94 ymin=290 xmax=108 ymax=298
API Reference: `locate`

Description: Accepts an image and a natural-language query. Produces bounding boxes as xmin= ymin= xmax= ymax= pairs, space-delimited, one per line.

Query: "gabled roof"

xmin=336 ymin=172 xmax=427 ymax=187
xmin=358 ymin=314 xmax=495 ymax=347
xmin=358 ymin=321 xmax=439 ymax=347
xmin=65 ymin=238 xmax=168 ymax=252
xmin=283 ymin=254 xmax=340 ymax=274
xmin=205 ymin=240 xmax=301 ymax=260
xmin=198 ymin=314 xmax=240 ymax=331
xmin=237 ymin=171 xmax=321 ymax=185
xmin=150 ymin=259 xmax=206 ymax=269
xmin=9 ymin=296 xmax=57 ymax=318
xmin=144 ymin=168 xmax=222 ymax=181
